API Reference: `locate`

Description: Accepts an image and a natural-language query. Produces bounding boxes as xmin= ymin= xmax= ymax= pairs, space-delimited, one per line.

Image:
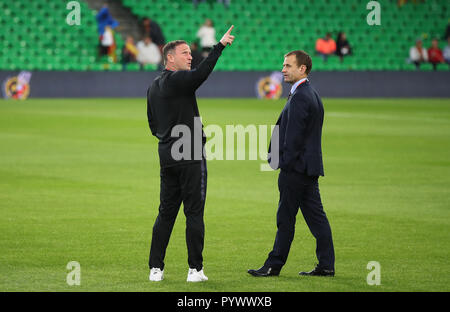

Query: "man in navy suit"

xmin=248 ymin=50 xmax=335 ymax=277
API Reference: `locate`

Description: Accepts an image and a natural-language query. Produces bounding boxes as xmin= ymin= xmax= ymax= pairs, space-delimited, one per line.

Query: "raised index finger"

xmin=225 ymin=25 xmax=234 ymax=35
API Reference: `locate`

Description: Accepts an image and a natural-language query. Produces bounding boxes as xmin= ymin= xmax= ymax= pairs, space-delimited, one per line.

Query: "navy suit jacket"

xmin=268 ymin=80 xmax=325 ymax=176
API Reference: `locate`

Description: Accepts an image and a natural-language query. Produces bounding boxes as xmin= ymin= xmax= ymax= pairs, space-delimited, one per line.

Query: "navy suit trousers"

xmin=265 ymin=170 xmax=335 ymax=270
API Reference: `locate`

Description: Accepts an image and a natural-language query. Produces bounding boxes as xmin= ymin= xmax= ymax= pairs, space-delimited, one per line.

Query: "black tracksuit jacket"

xmin=147 ymin=43 xmax=225 ymax=168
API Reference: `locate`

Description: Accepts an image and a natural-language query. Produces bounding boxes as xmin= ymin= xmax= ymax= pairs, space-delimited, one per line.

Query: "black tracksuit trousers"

xmin=149 ymin=159 xmax=207 ymax=271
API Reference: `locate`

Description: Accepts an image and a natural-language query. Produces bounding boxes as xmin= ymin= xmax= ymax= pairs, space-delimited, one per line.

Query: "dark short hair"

xmin=284 ymin=50 xmax=312 ymax=75
xmin=162 ymin=40 xmax=188 ymax=65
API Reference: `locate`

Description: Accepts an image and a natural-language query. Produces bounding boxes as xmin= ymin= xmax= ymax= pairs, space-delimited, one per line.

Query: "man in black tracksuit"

xmin=146 ymin=26 xmax=235 ymax=282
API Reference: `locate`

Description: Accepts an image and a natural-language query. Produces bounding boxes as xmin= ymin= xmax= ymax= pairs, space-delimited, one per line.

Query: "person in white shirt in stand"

xmin=196 ymin=19 xmax=217 ymax=58
xmin=409 ymin=39 xmax=428 ymax=70
xmin=137 ymin=36 xmax=162 ymax=69
xmin=100 ymin=25 xmax=115 ymax=59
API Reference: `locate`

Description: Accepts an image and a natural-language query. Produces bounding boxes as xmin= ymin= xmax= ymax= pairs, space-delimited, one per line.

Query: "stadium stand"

xmin=0 ymin=0 xmax=125 ymax=71
xmin=0 ymin=0 xmax=448 ymax=71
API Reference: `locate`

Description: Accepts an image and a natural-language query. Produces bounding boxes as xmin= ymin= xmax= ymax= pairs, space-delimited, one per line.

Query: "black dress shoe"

xmin=248 ymin=266 xmax=280 ymax=277
xmin=299 ymin=265 xmax=335 ymax=277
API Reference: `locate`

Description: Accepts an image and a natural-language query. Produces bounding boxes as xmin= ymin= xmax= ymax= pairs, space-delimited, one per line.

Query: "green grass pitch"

xmin=0 ymin=97 xmax=449 ymax=292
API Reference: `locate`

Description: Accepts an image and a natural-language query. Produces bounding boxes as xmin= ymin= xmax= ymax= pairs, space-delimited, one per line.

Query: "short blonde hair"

xmin=162 ymin=40 xmax=188 ymax=65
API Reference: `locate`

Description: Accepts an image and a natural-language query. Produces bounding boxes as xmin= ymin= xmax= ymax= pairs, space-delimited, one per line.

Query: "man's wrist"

xmin=216 ymin=42 xmax=226 ymax=51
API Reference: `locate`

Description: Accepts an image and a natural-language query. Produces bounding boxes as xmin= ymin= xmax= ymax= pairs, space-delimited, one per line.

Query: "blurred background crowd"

xmin=0 ymin=0 xmax=448 ymax=72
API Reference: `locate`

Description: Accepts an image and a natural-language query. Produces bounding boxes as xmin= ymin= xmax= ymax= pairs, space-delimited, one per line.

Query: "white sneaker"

xmin=149 ymin=268 xmax=164 ymax=282
xmin=187 ymin=268 xmax=208 ymax=282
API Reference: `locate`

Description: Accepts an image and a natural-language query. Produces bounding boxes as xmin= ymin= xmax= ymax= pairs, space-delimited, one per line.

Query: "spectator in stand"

xmin=444 ymin=37 xmax=450 ymax=68
xmin=315 ymin=33 xmax=336 ymax=62
xmin=100 ymin=25 xmax=117 ymax=62
xmin=140 ymin=17 xmax=166 ymax=54
xmin=196 ymin=19 xmax=217 ymax=58
xmin=409 ymin=39 xmax=428 ymax=69
xmin=190 ymin=41 xmax=204 ymax=69
xmin=335 ymin=32 xmax=352 ymax=62
xmin=121 ymin=36 xmax=138 ymax=70
xmin=427 ymin=38 xmax=444 ymax=71
xmin=96 ymin=3 xmax=118 ymax=58
xmin=137 ymin=36 xmax=162 ymax=69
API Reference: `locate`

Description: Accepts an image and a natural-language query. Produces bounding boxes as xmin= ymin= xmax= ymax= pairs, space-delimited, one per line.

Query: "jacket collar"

xmin=290 ymin=77 xmax=308 ymax=94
